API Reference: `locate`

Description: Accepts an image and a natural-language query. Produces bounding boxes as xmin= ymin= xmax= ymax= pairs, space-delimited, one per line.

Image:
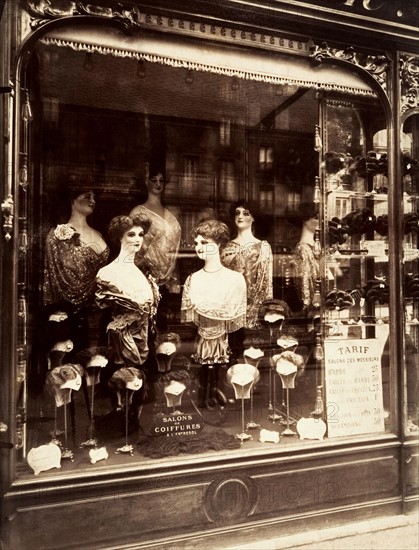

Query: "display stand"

xmin=110 ymin=368 xmax=144 ymax=457
xmin=61 ymin=402 xmax=74 ymax=460
xmin=227 ymin=364 xmax=259 ymax=443
xmin=44 ymin=365 xmax=82 ymax=459
xmin=164 ymin=380 xmax=186 ymax=413
xmin=115 ymin=388 xmax=136 ymax=456
xmin=49 ymin=406 xmax=64 ymax=446
xmin=258 ymin=300 xmax=290 ymax=423
xmin=80 ymin=368 xmax=99 ymax=448
xmin=275 ymin=356 xmax=299 ymax=436
xmin=243 ymin=347 xmax=264 ymax=429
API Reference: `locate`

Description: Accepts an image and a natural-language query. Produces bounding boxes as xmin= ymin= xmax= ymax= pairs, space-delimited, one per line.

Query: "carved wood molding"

xmin=400 ymin=54 xmax=419 ymax=115
xmin=25 ymin=0 xmax=307 ymax=56
xmin=308 ymin=40 xmax=390 ymax=95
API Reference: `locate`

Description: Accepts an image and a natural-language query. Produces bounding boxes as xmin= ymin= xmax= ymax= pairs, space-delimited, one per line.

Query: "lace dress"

xmin=221 ymin=240 xmax=273 ymax=328
xmin=181 ymin=266 xmax=246 ymax=364
xmin=130 ymin=205 xmax=181 ymax=287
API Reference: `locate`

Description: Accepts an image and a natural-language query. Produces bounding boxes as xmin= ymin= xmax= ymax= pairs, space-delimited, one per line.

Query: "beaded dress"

xmin=43 ymin=224 xmax=109 ymax=308
xmin=293 ymin=241 xmax=320 ymax=308
xmin=221 ymin=240 xmax=273 ymax=328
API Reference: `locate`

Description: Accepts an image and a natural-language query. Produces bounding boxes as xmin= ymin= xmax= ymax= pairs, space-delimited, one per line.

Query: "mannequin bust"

xmin=130 ymin=165 xmax=181 ymax=289
xmin=293 ymin=202 xmax=320 ymax=311
xmin=181 ymin=220 xmax=247 ymax=408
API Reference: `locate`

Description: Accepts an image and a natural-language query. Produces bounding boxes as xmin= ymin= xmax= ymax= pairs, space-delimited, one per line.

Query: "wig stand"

xmin=236 ymin=392 xmax=252 ymax=443
xmin=49 ymin=405 xmax=64 ymax=445
xmin=277 ymin=371 xmax=298 ymax=437
xmin=164 ymin=381 xmax=186 ymax=414
xmin=243 ymin=348 xmax=263 ymax=430
xmin=80 ymin=371 xmax=98 ymax=448
xmin=227 ymin=364 xmax=259 ymax=443
xmin=281 ymin=388 xmax=297 ymax=436
xmin=61 ymin=403 xmax=74 ymax=460
xmin=268 ymin=328 xmax=281 ymax=422
xmin=116 ymin=389 xmax=134 ymax=456
xmin=156 ymin=349 xmax=176 ymax=373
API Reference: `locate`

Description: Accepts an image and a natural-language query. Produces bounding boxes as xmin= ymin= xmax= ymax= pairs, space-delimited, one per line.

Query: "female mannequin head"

xmin=229 ymin=200 xmax=259 ymax=234
xmin=70 ymin=190 xmax=96 ymax=218
xmin=108 ymin=214 xmax=151 ymax=248
xmin=146 ymin=171 xmax=166 ymax=196
xmin=192 ymin=219 xmax=230 ymax=260
xmin=297 ymin=202 xmax=319 ymax=232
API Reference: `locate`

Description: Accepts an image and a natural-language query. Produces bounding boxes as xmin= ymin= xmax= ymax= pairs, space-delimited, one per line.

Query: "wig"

xmin=229 ymin=199 xmax=259 ymax=219
xmin=108 ymin=214 xmax=151 ymax=245
xmin=191 ymin=219 xmax=230 ymax=247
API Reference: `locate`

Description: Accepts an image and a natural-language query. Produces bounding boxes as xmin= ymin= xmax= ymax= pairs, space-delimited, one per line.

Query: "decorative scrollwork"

xmin=400 ymin=54 xmax=419 ymax=114
xmin=308 ymin=40 xmax=389 ymax=93
xmin=25 ymin=0 xmax=140 ymax=32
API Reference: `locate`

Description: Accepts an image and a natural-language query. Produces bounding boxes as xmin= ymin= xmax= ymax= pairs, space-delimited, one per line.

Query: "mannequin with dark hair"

xmin=43 ymin=188 xmax=109 ymax=309
xmin=221 ymin=200 xmax=273 ymax=329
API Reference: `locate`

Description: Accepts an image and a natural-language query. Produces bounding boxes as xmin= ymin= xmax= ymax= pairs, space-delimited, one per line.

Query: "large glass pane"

xmin=401 ymin=114 xmax=419 ymax=438
xmin=17 ymin=32 xmax=390 ymax=478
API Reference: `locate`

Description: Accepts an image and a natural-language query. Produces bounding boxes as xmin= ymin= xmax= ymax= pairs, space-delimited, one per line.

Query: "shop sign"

xmin=296 ymin=0 xmax=417 ymax=25
xmin=150 ymin=413 xmax=203 ymax=437
xmin=324 ymin=338 xmax=386 ymax=437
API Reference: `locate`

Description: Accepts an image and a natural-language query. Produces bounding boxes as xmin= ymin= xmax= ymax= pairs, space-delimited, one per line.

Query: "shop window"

xmin=14 ymin=34 xmax=397 ymax=480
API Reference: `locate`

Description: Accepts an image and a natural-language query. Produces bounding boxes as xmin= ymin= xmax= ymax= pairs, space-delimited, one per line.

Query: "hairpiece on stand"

xmin=273 ymin=351 xmax=305 ymax=383
xmin=374 ymin=214 xmax=389 ymax=236
xmin=258 ymin=299 xmax=291 ymax=325
xmin=74 ymin=346 xmax=109 ymax=386
xmin=405 ymin=273 xmax=419 ymax=298
xmin=324 ymin=290 xmax=355 ymax=311
xmin=328 ymin=217 xmax=350 ymax=246
xmin=404 ymin=212 xmax=419 ymax=235
xmin=157 ymin=369 xmax=191 ymax=411
xmin=361 ymin=279 xmax=390 ymax=304
xmin=342 ymin=208 xmax=376 ymax=236
xmin=243 ymin=346 xmax=264 ymax=367
xmin=109 ymin=367 xmax=145 ymax=408
xmin=276 ymin=335 xmax=299 ymax=351
xmin=155 ymin=332 xmax=181 ymax=373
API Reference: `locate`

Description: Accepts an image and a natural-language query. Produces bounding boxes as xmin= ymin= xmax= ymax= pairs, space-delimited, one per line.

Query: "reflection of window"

xmin=183 ymin=155 xmax=198 ymax=193
xmin=260 ymin=188 xmax=273 ymax=209
xmin=220 ymin=118 xmax=231 ymax=146
xmin=259 ymin=146 xmax=274 ymax=171
xmin=220 ymin=160 xmax=236 ymax=200
xmin=286 ymin=191 xmax=300 ymax=210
